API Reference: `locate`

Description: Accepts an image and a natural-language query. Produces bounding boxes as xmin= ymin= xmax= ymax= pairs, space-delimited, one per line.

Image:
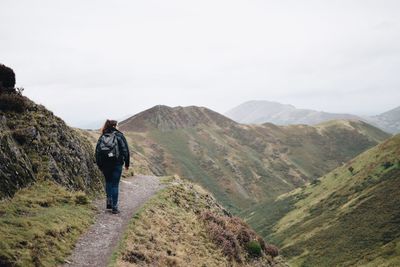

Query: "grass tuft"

xmin=74 ymin=192 xmax=90 ymax=205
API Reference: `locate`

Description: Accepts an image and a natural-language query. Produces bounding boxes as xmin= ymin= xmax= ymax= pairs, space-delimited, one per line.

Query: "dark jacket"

xmin=95 ymin=129 xmax=130 ymax=169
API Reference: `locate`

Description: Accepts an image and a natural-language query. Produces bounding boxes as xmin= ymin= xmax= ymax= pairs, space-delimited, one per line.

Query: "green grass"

xmin=148 ymin=127 xmax=297 ymax=213
xmin=112 ymin=114 xmax=391 ymax=246
xmin=241 ymin=193 xmax=298 ymax=242
xmin=149 ymin=129 xmax=236 ymax=210
xmin=136 ymin=120 xmax=390 ymax=216
xmin=0 ymin=181 xmax=95 ymax=267
xmin=245 ymin=134 xmax=400 ymax=266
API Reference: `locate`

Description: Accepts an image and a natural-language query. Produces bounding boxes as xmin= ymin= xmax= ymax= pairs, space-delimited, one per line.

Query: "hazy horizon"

xmin=1 ymin=0 xmax=400 ymax=127
xmin=63 ymin=99 xmax=399 ymax=129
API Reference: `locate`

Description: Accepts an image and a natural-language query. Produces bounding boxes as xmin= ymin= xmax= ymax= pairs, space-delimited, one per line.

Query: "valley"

xmin=242 ymin=134 xmax=400 ymax=266
xmin=113 ymin=105 xmax=389 ymax=213
xmin=1 ymin=69 xmax=397 ymax=265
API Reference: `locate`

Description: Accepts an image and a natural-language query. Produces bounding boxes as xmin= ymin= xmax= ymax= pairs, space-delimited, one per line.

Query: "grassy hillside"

xmin=0 ymin=82 xmax=103 ymax=266
xmin=114 ymin=106 xmax=389 ymax=213
xmin=111 ymin=177 xmax=286 ymax=267
xmin=243 ymin=134 xmax=400 ymax=266
xmin=0 ymin=181 xmax=94 ymax=266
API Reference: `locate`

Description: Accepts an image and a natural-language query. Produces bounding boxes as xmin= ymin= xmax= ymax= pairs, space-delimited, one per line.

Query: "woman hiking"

xmin=95 ymin=120 xmax=130 ymax=214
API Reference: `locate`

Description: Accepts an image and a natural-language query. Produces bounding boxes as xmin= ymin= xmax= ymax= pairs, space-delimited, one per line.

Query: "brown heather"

xmin=113 ymin=178 xmax=286 ymax=267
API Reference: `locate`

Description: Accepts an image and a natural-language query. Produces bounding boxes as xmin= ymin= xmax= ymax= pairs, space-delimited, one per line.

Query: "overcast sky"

xmin=1 ymin=0 xmax=400 ymax=127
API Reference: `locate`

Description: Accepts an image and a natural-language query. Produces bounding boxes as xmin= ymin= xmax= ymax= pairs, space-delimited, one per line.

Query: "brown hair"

xmin=101 ymin=119 xmax=118 ymax=134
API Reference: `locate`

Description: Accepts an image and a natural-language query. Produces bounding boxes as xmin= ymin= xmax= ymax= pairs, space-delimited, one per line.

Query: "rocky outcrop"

xmin=0 ymin=97 xmax=103 ymax=199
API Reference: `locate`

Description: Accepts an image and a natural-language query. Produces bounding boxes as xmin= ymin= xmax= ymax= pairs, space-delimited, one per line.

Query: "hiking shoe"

xmin=106 ymin=198 xmax=112 ymax=209
xmin=112 ymin=208 xmax=120 ymax=214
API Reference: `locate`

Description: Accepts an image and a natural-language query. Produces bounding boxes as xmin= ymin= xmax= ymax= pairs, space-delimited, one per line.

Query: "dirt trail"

xmin=63 ymin=175 xmax=163 ymax=267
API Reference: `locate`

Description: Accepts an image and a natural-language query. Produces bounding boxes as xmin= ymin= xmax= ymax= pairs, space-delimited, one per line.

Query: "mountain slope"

xmin=0 ymin=88 xmax=103 ymax=265
xmin=243 ymin=134 xmax=400 ymax=266
xmin=367 ymin=105 xmax=400 ymax=134
xmin=117 ymin=105 xmax=389 ymax=213
xmin=112 ymin=177 xmax=286 ymax=267
xmin=0 ymin=96 xmax=103 ymax=199
xmin=120 ymin=105 xmax=236 ymax=132
xmin=225 ymin=100 xmax=361 ymax=125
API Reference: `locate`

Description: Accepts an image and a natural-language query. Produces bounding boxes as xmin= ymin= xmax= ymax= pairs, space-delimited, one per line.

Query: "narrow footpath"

xmin=64 ymin=175 xmax=163 ymax=267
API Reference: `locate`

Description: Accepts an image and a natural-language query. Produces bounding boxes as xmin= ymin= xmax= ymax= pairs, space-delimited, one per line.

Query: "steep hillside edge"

xmin=112 ymin=176 xmax=286 ymax=267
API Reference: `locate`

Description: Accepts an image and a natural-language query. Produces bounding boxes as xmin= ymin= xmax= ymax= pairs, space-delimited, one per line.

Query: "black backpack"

xmin=98 ymin=132 xmax=120 ymax=161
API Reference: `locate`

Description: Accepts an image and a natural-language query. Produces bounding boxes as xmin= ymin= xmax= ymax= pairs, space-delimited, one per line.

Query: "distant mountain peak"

xmin=225 ymin=100 xmax=361 ymax=125
xmin=119 ymin=105 xmax=236 ymax=132
xmin=367 ymin=105 xmax=400 ymax=134
xmin=378 ymin=105 xmax=400 ymax=117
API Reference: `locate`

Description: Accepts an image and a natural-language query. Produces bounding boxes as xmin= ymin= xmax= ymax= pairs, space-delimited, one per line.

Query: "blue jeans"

xmin=102 ymin=164 xmax=123 ymax=209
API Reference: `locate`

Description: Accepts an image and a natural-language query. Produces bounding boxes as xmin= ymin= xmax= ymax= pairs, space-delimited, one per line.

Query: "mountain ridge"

xmin=226 ymin=100 xmax=400 ymax=134
xmin=108 ymin=105 xmax=390 ymax=214
xmin=225 ymin=100 xmax=362 ymax=125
